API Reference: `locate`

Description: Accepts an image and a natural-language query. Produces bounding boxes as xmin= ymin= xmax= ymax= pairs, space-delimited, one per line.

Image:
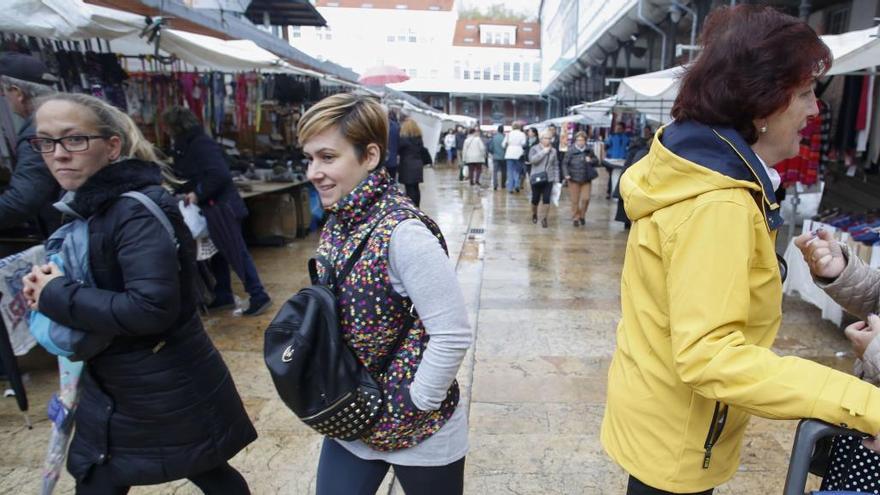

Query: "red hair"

xmin=671 ymin=4 xmax=831 ymax=144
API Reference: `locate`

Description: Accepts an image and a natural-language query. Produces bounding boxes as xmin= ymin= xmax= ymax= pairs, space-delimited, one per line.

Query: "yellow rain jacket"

xmin=601 ymin=121 xmax=880 ymax=493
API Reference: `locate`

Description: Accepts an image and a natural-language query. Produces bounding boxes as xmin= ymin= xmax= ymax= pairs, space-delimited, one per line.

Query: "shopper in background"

xmin=614 ymin=135 xmax=650 ymax=229
xmin=443 ymin=129 xmax=456 ymax=166
xmin=162 ymin=106 xmax=272 ymax=316
xmin=385 ymin=107 xmax=400 ymax=181
xmin=604 ymin=122 xmax=630 ymax=199
xmin=299 ymin=93 xmax=472 ymax=495
xmin=461 ymin=126 xmax=487 ymax=187
xmin=527 ymin=130 xmax=560 ymax=228
xmin=562 ymin=131 xmax=599 ymax=227
xmin=524 ymin=127 xmax=539 ymax=177
xmin=25 ymin=93 xmax=256 ymax=494
xmin=599 ymin=5 xmax=880 ymax=495
xmin=490 ymin=125 xmax=507 ymax=191
xmin=0 ymin=53 xmax=61 ymax=256
xmin=455 ymin=125 xmax=467 ymax=180
xmin=502 ymin=122 xmax=527 ymax=194
xmin=398 ymin=118 xmax=428 ymax=206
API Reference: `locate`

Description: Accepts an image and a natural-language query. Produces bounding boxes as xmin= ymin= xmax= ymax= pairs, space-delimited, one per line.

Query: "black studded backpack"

xmin=263 ymin=210 xmax=413 ymax=440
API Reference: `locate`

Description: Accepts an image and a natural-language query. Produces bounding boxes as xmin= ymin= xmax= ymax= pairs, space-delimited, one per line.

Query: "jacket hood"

xmin=621 ymin=120 xmax=783 ymax=230
xmin=65 ymin=159 xmax=163 ymax=218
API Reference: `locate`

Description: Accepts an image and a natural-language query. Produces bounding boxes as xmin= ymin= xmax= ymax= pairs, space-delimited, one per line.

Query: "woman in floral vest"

xmin=298 ymin=93 xmax=473 ymax=495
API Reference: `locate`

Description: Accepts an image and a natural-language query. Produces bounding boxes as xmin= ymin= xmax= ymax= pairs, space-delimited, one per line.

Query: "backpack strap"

xmin=121 ymin=191 xmax=178 ymax=248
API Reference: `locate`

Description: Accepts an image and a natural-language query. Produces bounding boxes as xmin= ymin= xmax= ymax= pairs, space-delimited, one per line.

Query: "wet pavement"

xmin=0 ymin=166 xmax=856 ymax=494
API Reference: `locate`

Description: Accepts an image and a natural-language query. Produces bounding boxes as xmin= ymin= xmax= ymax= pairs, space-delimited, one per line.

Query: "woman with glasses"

xmin=22 ymin=93 xmax=256 ymax=495
xmin=601 ymin=6 xmax=880 ymax=495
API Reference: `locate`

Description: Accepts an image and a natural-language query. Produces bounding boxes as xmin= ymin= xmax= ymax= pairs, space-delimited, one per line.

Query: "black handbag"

xmin=530 ymin=170 xmax=549 ymax=186
xmin=264 ymin=209 xmax=414 ymax=440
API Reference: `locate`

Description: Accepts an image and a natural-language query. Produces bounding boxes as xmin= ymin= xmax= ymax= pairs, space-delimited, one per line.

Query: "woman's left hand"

xmin=844 ymin=314 xmax=880 ymax=359
xmin=22 ymin=263 xmax=63 ymax=311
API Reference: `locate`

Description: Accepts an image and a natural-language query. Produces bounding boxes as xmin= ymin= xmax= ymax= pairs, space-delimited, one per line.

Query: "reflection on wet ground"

xmin=0 ymin=166 xmax=853 ymax=494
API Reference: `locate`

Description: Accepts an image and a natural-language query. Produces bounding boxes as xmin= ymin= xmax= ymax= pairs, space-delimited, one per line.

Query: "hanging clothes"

xmin=774 ymin=99 xmax=831 ymax=187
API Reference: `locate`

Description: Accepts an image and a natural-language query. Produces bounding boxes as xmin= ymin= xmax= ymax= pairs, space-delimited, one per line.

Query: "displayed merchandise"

xmin=774 ymin=100 xmax=831 ymax=187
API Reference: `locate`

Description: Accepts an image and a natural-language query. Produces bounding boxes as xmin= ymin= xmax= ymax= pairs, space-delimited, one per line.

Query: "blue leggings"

xmin=316 ymin=437 xmax=465 ymax=495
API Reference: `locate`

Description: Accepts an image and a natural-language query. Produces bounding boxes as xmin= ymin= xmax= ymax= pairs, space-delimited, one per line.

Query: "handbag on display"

xmin=264 ymin=208 xmax=416 ymax=440
xmin=530 ymin=171 xmax=549 ymax=186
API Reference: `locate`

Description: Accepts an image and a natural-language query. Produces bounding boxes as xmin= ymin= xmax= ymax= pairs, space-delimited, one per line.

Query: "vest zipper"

xmin=702 ymin=402 xmax=729 ymax=469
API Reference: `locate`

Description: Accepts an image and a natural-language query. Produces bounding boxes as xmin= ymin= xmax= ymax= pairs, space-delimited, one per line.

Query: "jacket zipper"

xmin=301 ymin=391 xmax=355 ymax=421
xmin=702 ymin=402 xmax=729 ymax=469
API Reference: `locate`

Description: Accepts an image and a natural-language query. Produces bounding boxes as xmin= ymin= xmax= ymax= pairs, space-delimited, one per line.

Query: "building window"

xmin=524 ymin=40 xmax=535 ymax=46
xmin=316 ymin=26 xmax=332 ymax=41
xmin=483 ymin=66 xmax=491 ymax=80
xmin=493 ymin=32 xmax=502 ymax=45
xmin=463 ymin=62 xmax=471 ymax=80
xmin=291 ymin=26 xmax=301 ymax=38
xmin=462 ymin=101 xmax=476 ymax=115
xmin=473 ymin=68 xmax=482 ymax=80
xmin=387 ymin=34 xmax=395 ymax=42
xmin=503 ymin=32 xmax=511 ymax=45
xmin=464 ymin=37 xmax=474 ymax=43
xmin=491 ymin=101 xmax=503 ymax=119
xmin=454 ymin=61 xmax=461 ymax=79
xmin=826 ymin=6 xmax=850 ymax=35
xmin=503 ymin=62 xmax=510 ymax=81
xmin=408 ymin=29 xmax=416 ymax=43
xmin=430 ymin=69 xmax=439 ymax=79
xmin=466 ymin=24 xmax=477 ymax=31
xmin=409 ymin=69 xmax=418 ymax=78
xmin=396 ymin=4 xmax=407 ymax=9
xmin=523 ymin=26 xmax=533 ymax=32
xmin=428 ymin=5 xmax=440 ymax=10
xmin=523 ymin=62 xmax=530 ymax=82
xmin=493 ymin=63 xmax=501 ymax=80
xmin=512 ymin=62 xmax=520 ymax=81
xmin=397 ymin=33 xmax=407 ymax=42
xmin=361 ymin=3 xmax=373 ymax=7
xmin=532 ymin=62 xmax=540 ymax=82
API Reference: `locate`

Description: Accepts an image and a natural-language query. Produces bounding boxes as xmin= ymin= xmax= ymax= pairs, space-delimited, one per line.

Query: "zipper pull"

xmin=703 ymin=448 xmax=712 ymax=469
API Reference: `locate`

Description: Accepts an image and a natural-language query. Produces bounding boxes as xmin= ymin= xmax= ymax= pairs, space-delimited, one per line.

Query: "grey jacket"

xmin=817 ymin=244 xmax=880 ymax=384
xmin=561 ymin=146 xmax=599 ymax=183
xmin=0 ymin=117 xmax=62 ymax=235
xmin=528 ymin=145 xmax=560 ymax=183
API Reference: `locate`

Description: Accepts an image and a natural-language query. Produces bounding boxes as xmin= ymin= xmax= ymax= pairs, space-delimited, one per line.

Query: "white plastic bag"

xmin=551 ymin=182 xmax=562 ymax=207
xmin=178 ymin=201 xmax=208 ymax=239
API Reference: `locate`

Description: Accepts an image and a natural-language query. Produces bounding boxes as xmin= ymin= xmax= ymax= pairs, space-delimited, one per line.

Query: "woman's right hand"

xmin=794 ymin=229 xmax=846 ymax=280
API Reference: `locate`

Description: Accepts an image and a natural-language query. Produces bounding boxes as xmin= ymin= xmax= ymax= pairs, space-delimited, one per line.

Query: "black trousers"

xmin=404 ymin=183 xmax=421 ymax=207
xmin=316 ymin=437 xmax=465 ymax=495
xmin=627 ymin=476 xmax=714 ymax=495
xmin=75 ymin=461 xmax=250 ymax=495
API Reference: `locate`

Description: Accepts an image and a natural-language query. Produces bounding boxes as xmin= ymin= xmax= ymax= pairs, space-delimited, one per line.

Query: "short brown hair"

xmin=298 ymin=93 xmax=387 ymax=162
xmin=161 ymin=105 xmax=201 ymax=138
xmin=671 ymin=4 xmax=831 ymax=144
xmin=400 ymin=118 xmax=422 ymax=138
xmin=574 ymin=131 xmax=588 ymax=141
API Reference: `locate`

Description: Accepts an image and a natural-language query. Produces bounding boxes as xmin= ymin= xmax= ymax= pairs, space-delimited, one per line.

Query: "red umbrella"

xmin=358 ymin=65 xmax=410 ymax=86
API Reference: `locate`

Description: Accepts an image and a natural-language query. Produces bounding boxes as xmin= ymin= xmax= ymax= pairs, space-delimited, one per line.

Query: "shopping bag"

xmin=551 ymin=182 xmax=562 ymax=207
xmin=179 ymin=201 xmax=208 ymax=239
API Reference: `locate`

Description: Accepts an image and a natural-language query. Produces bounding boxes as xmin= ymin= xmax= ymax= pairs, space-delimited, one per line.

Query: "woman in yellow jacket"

xmin=601 ymin=5 xmax=880 ymax=495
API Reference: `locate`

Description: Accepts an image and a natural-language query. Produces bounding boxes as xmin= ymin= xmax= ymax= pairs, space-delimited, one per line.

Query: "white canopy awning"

xmin=823 ymin=25 xmax=880 ymax=76
xmin=2 ymin=0 xmax=144 ymax=40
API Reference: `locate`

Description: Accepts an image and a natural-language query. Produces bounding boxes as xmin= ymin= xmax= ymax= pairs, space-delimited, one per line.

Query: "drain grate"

xmin=468 ymin=228 xmax=485 ymax=235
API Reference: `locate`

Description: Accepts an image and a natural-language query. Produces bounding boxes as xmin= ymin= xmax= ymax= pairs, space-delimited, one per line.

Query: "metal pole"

xmin=479 ymin=93 xmax=484 ymax=125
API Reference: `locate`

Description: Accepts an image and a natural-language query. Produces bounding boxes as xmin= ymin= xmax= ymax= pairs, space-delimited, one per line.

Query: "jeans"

xmin=493 ymin=159 xmax=507 ymax=189
xmin=626 ymin=476 xmax=714 ymax=495
xmin=445 ymin=148 xmax=455 ymax=164
xmin=75 ymin=461 xmax=250 ymax=495
xmin=316 ymin=438 xmax=465 ymax=495
xmin=506 ymin=159 xmax=522 ymax=191
xmin=211 ymin=249 xmax=267 ymax=304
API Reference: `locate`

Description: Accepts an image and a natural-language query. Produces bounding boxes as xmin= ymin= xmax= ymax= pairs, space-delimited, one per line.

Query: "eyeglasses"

xmin=29 ymin=135 xmax=108 ymax=154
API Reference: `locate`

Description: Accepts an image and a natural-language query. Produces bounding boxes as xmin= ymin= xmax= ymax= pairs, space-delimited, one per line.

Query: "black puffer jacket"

xmin=171 ymin=128 xmax=248 ymax=219
xmin=561 ymin=146 xmax=599 ymax=183
xmin=39 ymin=160 xmax=256 ymax=485
xmin=397 ymin=136 xmax=425 ymax=185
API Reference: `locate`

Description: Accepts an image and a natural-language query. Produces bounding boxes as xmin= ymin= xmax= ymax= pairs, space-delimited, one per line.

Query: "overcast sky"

xmin=458 ymin=0 xmax=540 ymax=20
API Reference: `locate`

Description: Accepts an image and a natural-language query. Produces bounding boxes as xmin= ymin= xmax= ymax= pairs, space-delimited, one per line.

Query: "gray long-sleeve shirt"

xmin=337 ymin=219 xmax=472 ymax=466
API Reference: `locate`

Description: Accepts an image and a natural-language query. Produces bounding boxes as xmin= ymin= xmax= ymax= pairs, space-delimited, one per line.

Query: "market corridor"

xmin=0 ymin=166 xmax=857 ymax=494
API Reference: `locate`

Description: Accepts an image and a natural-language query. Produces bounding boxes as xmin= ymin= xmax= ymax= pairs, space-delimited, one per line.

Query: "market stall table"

xmin=237 ymin=179 xmax=312 ymax=245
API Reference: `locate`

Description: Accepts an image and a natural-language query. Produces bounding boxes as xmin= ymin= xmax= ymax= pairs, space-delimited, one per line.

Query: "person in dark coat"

xmin=0 ymin=53 xmax=62 ymax=255
xmin=22 ymin=93 xmax=256 ymax=494
xmin=385 ymin=108 xmax=400 ymax=181
xmin=614 ymin=136 xmax=650 ymax=229
xmin=562 ymin=131 xmax=600 ymax=227
xmin=398 ymin=118 xmax=428 ymax=206
xmin=162 ymin=106 xmax=271 ymax=317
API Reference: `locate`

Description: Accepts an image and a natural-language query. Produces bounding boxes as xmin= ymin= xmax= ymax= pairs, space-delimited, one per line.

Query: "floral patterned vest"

xmin=315 ymin=169 xmax=459 ymax=451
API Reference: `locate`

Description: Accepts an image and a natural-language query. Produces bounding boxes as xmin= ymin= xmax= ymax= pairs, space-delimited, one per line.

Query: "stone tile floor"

xmin=0 ymin=166 xmax=854 ymax=494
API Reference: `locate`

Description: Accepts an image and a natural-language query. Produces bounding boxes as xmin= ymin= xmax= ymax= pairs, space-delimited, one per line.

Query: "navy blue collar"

xmin=661 ymin=120 xmax=784 ymax=231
